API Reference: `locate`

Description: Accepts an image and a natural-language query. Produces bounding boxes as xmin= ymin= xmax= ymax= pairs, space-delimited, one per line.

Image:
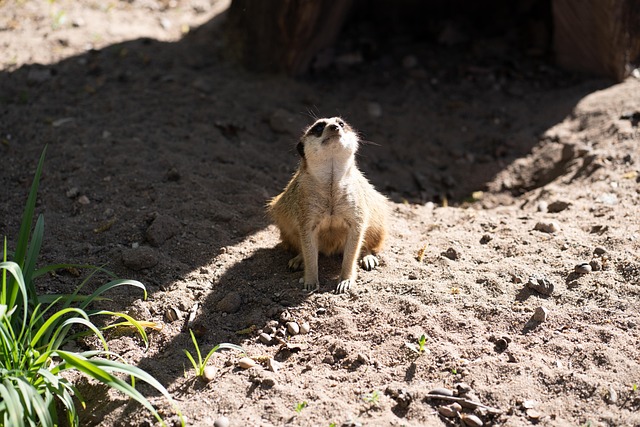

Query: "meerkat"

xmin=267 ymin=117 xmax=388 ymax=293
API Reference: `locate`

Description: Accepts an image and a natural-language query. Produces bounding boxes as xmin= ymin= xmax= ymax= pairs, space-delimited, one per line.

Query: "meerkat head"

xmin=297 ymin=117 xmax=359 ymax=162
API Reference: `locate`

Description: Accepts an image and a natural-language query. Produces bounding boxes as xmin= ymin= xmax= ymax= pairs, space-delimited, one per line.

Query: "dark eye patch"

xmin=308 ymin=121 xmax=326 ymax=137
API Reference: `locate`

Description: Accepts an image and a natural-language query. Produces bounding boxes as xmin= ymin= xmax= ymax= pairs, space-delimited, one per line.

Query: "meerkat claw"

xmin=360 ymin=254 xmax=379 ymax=271
xmin=288 ymin=254 xmax=304 ymax=271
xmin=335 ymin=279 xmax=353 ymax=294
xmin=302 ymin=280 xmax=319 ymax=293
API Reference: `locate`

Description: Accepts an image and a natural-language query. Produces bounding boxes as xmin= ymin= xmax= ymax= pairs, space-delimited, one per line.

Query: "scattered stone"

xmin=536 ymin=201 xmax=548 ymax=212
xmin=286 ymin=321 xmax=300 ymax=335
xmin=213 ymin=416 xmax=230 ymax=427
xmin=480 ymin=234 xmax=492 ymax=244
xmin=526 ymin=409 xmax=542 ymax=420
xmin=605 ymin=387 xmax=618 ymax=404
xmin=299 ymin=322 xmax=311 ymax=334
xmin=164 ymin=307 xmax=182 ymax=323
xmin=122 ymin=246 xmax=158 ymax=270
xmin=455 ymin=382 xmax=472 ymax=395
xmin=429 ymin=387 xmax=454 ymax=397
xmin=526 ymin=276 xmax=555 ymax=296
xmin=597 ymin=193 xmax=618 ymax=205
xmin=534 ymin=221 xmax=560 ymax=233
xmin=145 ymin=215 xmax=180 ymax=247
xmin=166 ymin=167 xmax=180 ymax=182
xmin=547 ymin=200 xmax=571 ymax=213
xmin=575 ymin=263 xmax=592 ymax=274
xmin=77 ymin=195 xmax=90 ymax=205
xmin=267 ymin=358 xmax=282 ymax=373
xmin=522 ymin=400 xmax=537 ymax=409
xmin=494 ymin=337 xmax=509 ymax=352
xmin=438 ymin=405 xmax=458 ymax=418
xmin=532 ymin=306 xmax=549 ymax=322
xmin=316 ymin=307 xmax=327 ymax=315
xmin=441 ymin=247 xmax=460 ymax=261
xmin=238 ymin=357 xmax=257 ymax=369
xmin=279 ymin=311 xmax=293 ymax=323
xmin=590 ymin=259 xmax=602 ymax=271
xmin=66 ymin=187 xmax=79 ymax=198
xmin=460 ymin=413 xmax=483 ymax=427
xmin=258 ymin=332 xmax=272 ymax=345
xmin=203 ymin=365 xmax=216 ymax=382
xmin=216 ymin=292 xmax=242 ymax=314
xmin=594 ymin=247 xmax=607 ymax=255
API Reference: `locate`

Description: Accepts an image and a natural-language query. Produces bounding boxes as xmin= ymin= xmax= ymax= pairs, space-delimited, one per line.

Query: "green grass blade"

xmin=14 ymin=146 xmax=46 ymax=269
xmin=201 ymin=343 xmax=245 ymax=368
xmin=55 ymin=351 xmax=174 ymax=427
xmin=0 ymin=261 xmax=28 ymax=332
xmin=79 ymin=279 xmax=147 ymax=310
xmin=30 ymin=307 xmax=92 ymax=348
xmin=15 ymin=375 xmax=53 ymax=427
xmin=0 ymin=379 xmax=24 ymax=427
xmin=183 ymin=350 xmax=198 ymax=373
xmin=22 ymin=214 xmax=44 ymax=301
xmin=189 ymin=329 xmax=203 ymax=368
xmin=94 ymin=310 xmax=149 ymax=349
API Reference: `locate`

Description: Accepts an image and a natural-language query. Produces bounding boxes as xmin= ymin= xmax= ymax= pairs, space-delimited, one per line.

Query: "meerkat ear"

xmin=296 ymin=141 xmax=305 ymax=158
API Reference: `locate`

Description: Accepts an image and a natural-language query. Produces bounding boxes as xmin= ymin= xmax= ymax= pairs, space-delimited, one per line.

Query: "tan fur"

xmin=267 ymin=117 xmax=388 ymax=293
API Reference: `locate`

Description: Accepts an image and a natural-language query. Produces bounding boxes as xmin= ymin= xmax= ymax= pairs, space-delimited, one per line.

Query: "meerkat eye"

xmin=309 ymin=122 xmax=326 ymax=137
xmin=337 ymin=120 xmax=345 ymax=128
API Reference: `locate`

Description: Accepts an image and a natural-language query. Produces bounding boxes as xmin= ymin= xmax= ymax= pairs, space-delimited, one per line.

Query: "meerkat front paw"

xmin=335 ymin=278 xmax=354 ymax=294
xmin=360 ymin=254 xmax=379 ymax=271
xmin=288 ymin=254 xmax=304 ymax=271
xmin=299 ymin=277 xmax=319 ymax=293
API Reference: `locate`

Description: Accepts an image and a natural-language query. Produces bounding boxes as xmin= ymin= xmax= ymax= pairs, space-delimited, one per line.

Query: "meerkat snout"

xmin=268 ymin=117 xmax=389 ymax=294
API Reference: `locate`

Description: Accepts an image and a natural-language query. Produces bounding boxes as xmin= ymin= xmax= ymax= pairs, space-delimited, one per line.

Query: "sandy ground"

xmin=1 ymin=1 xmax=639 ymax=426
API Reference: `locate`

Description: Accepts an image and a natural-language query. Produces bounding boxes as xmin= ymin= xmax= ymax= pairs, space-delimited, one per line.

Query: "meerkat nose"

xmin=327 ymin=123 xmax=340 ymax=131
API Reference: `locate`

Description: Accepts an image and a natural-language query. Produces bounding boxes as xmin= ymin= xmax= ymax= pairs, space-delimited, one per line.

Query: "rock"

xmin=575 ymin=263 xmax=592 ymax=274
xmin=494 ymin=337 xmax=509 ymax=352
xmin=526 ymin=409 xmax=542 ymax=420
xmin=438 ymin=405 xmax=458 ymax=418
xmin=522 ymin=399 xmax=537 ymax=409
xmin=122 ymin=246 xmax=158 ymax=270
xmin=594 ymin=246 xmax=607 ymax=255
xmin=441 ymin=247 xmax=460 ymax=261
xmin=77 ymin=195 xmax=90 ymax=205
xmin=286 ymin=322 xmax=300 ymax=335
xmin=216 ymin=292 xmax=242 ymax=313
xmin=238 ymin=357 xmax=257 ymax=369
xmin=145 ymin=215 xmax=180 ymax=247
xmin=267 ymin=358 xmax=282 ymax=373
xmin=605 ymin=387 xmax=618 ymax=404
xmin=258 ymin=333 xmax=272 ymax=345
xmin=203 ymin=365 xmax=216 ymax=382
xmin=526 ymin=276 xmax=555 ymax=296
xmin=590 ymin=259 xmax=602 ymax=271
xmin=536 ymin=201 xmax=548 ymax=212
xmin=164 ymin=307 xmax=182 ymax=323
xmin=299 ymin=322 xmax=311 ymax=334
xmin=213 ymin=416 xmax=230 ymax=427
xmin=429 ymin=387 xmax=454 ymax=397
xmin=455 ymin=382 xmax=472 ymax=395
xmin=480 ymin=234 xmax=492 ymax=244
xmin=461 ymin=413 xmax=483 ymax=427
xmin=66 ymin=187 xmax=79 ymax=198
xmin=534 ymin=221 xmax=560 ymax=233
xmin=532 ymin=306 xmax=549 ymax=322
xmin=597 ymin=193 xmax=618 ymax=205
xmin=547 ymin=200 xmax=571 ymax=213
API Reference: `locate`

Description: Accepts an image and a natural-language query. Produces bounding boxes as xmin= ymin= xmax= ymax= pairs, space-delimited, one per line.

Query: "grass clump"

xmin=183 ymin=329 xmax=244 ymax=378
xmin=0 ymin=147 xmax=182 ymax=427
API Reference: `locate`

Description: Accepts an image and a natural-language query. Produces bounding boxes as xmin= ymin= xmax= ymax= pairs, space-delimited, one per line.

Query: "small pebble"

xmin=164 ymin=307 xmax=182 ymax=323
xmin=575 ymin=263 xmax=592 ymax=274
xmin=526 ymin=409 xmax=541 ymax=420
xmin=526 ymin=276 xmax=555 ymax=296
xmin=77 ymin=195 xmax=90 ymax=205
xmin=455 ymin=382 xmax=472 ymax=395
xmin=494 ymin=338 xmax=509 ymax=352
xmin=267 ymin=358 xmax=282 ymax=373
xmin=441 ymin=247 xmax=460 ymax=261
xmin=480 ymin=234 xmax=492 ymax=244
xmin=522 ymin=400 xmax=537 ymax=409
xmin=532 ymin=306 xmax=549 ymax=322
xmin=203 ymin=365 xmax=216 ymax=382
xmin=213 ymin=416 xmax=230 ymax=427
xmin=66 ymin=187 xmax=79 ymax=198
xmin=299 ymin=322 xmax=311 ymax=334
xmin=238 ymin=357 xmax=257 ymax=369
xmin=429 ymin=387 xmax=454 ymax=397
xmin=594 ymin=246 xmax=607 ymax=255
xmin=437 ymin=405 xmax=458 ymax=418
xmin=216 ymin=292 xmax=242 ymax=314
xmin=461 ymin=413 xmax=483 ymax=427
xmin=316 ymin=307 xmax=327 ymax=315
xmin=547 ymin=200 xmax=570 ymax=213
xmin=286 ymin=321 xmax=300 ymax=335
xmin=534 ymin=221 xmax=560 ymax=233
xmin=589 ymin=259 xmax=602 ymax=271
xmin=258 ymin=333 xmax=272 ymax=345
xmin=606 ymin=387 xmax=618 ymax=404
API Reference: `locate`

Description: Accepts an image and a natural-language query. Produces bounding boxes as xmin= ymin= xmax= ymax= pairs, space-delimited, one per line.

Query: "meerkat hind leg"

xmin=288 ymin=253 xmax=304 ymax=271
